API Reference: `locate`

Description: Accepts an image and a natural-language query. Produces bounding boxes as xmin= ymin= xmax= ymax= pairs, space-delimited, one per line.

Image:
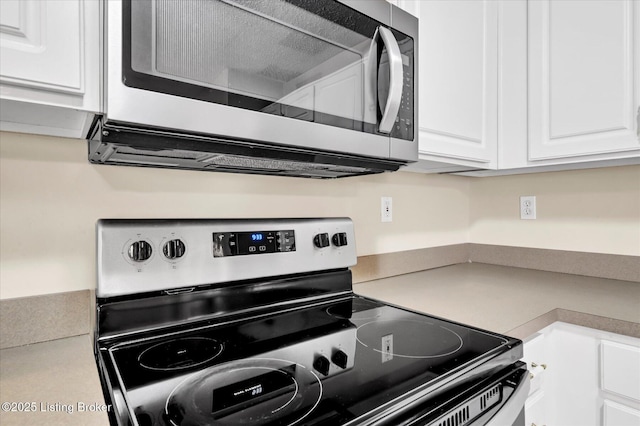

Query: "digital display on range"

xmin=236 ymin=232 xmax=276 ymax=254
xmin=213 ymin=230 xmax=295 ymax=257
xmin=211 ymin=366 xmax=297 ymax=417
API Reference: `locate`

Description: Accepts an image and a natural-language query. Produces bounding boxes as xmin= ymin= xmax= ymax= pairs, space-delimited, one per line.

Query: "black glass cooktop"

xmin=104 ymin=296 xmax=516 ymax=426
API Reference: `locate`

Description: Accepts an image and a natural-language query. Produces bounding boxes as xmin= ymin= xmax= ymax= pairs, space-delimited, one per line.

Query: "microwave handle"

xmin=377 ymin=26 xmax=404 ymax=134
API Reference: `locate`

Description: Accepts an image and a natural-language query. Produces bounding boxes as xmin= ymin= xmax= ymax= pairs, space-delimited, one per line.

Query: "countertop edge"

xmin=507 ymin=308 xmax=640 ymax=340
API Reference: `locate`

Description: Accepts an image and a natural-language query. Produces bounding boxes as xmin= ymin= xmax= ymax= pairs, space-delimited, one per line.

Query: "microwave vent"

xmin=87 ymin=121 xmax=401 ymax=179
xmin=202 ymin=154 xmax=366 ymax=174
xmin=115 ymin=146 xmax=203 ymax=161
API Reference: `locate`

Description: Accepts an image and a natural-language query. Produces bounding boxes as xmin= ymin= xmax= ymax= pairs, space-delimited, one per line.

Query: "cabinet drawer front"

xmin=601 ymin=340 xmax=640 ymax=402
xmin=603 ymin=400 xmax=640 ymax=426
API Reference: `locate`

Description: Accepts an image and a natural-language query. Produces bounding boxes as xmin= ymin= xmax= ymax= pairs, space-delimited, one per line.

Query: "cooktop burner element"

xmin=165 ymin=358 xmax=322 ymax=426
xmin=356 ymin=319 xmax=464 ymax=359
xmin=139 ymin=337 xmax=223 ymax=371
xmin=94 ymin=218 xmax=528 ymax=426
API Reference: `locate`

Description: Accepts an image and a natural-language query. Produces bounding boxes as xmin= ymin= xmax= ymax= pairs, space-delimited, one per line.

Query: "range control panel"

xmin=213 ymin=230 xmax=295 ymax=257
xmin=97 ymin=218 xmax=357 ymax=298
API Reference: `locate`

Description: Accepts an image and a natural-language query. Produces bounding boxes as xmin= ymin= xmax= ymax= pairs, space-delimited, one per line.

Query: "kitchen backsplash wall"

xmin=469 ymin=165 xmax=640 ymax=256
xmin=0 ymin=131 xmax=470 ymax=299
xmin=1 ymin=131 xmax=638 ymax=300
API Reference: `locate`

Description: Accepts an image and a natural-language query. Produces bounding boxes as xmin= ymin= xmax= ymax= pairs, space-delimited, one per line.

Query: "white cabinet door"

xmin=398 ymin=0 xmax=498 ymax=170
xmin=0 ymin=0 xmax=99 ymax=138
xmin=528 ymin=0 xmax=640 ymax=161
xmin=1 ymin=0 xmax=82 ymax=97
xmin=603 ymin=400 xmax=640 ymax=426
xmin=522 ymin=322 xmax=640 ymax=426
xmin=523 ymin=333 xmax=548 ymax=396
xmin=601 ymin=340 xmax=640 ymax=402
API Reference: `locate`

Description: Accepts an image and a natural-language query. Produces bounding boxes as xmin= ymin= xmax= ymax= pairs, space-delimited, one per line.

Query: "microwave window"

xmin=124 ymin=0 xmax=414 ymax=140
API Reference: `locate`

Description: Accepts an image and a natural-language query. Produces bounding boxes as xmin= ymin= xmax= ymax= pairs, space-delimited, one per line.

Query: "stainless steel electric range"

xmin=94 ymin=218 xmax=529 ymax=426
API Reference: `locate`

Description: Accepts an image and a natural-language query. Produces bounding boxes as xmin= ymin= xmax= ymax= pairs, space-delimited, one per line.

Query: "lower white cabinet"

xmin=523 ymin=322 xmax=640 ymax=426
xmin=525 ymin=389 xmax=549 ymax=426
xmin=603 ymin=400 xmax=640 ymax=426
xmin=601 ymin=340 xmax=640 ymax=403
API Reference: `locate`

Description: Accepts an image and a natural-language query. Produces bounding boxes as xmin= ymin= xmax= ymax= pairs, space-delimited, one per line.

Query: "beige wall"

xmin=1 ymin=131 xmax=638 ymax=300
xmin=469 ymin=165 xmax=640 ymax=256
xmin=0 ymin=132 xmax=470 ymax=299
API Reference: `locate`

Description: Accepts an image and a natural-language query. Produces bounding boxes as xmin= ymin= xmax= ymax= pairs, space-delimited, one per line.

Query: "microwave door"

xmin=107 ymin=0 xmax=403 ymax=161
xmin=125 ymin=0 xmax=380 ymax=121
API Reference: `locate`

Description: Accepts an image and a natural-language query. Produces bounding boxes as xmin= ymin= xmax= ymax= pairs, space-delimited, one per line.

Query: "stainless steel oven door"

xmin=386 ymin=362 xmax=530 ymax=426
xmin=445 ymin=363 xmax=529 ymax=426
xmin=105 ymin=0 xmax=417 ymax=162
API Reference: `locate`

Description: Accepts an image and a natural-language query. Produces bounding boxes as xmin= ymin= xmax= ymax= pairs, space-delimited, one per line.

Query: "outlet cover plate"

xmin=381 ymin=197 xmax=392 ymax=222
xmin=520 ymin=196 xmax=536 ymax=220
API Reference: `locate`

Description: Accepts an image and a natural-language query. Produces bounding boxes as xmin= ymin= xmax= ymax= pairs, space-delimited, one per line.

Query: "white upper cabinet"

xmin=527 ymin=0 xmax=640 ymax=161
xmin=399 ymin=0 xmax=498 ymax=171
xmin=398 ymin=0 xmax=640 ymax=175
xmin=497 ymin=0 xmax=640 ymax=173
xmin=0 ymin=0 xmax=99 ymax=138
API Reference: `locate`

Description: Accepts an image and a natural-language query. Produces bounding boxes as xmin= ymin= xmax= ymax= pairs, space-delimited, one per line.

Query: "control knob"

xmin=313 ymin=355 xmax=331 ymax=376
xmin=163 ymin=239 xmax=186 ymax=260
xmin=313 ymin=233 xmax=330 ymax=249
xmin=332 ymin=232 xmax=348 ymax=247
xmin=331 ymin=350 xmax=348 ymax=369
xmin=128 ymin=241 xmax=152 ymax=262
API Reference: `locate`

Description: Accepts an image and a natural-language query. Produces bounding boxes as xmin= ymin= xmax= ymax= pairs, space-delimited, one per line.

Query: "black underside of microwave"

xmin=87 ymin=119 xmax=402 ymax=179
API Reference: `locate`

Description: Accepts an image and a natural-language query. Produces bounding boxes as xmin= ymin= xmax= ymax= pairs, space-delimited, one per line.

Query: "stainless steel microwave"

xmin=88 ymin=0 xmax=418 ymax=178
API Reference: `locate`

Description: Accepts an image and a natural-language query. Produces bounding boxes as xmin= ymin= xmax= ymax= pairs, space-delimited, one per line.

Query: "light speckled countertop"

xmin=354 ymin=263 xmax=640 ymax=338
xmin=0 ymin=335 xmax=108 ymax=426
xmin=1 ymin=263 xmax=638 ymax=425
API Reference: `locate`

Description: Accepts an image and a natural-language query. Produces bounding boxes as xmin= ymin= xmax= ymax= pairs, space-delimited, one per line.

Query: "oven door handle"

xmin=377 ymin=26 xmax=403 ymax=134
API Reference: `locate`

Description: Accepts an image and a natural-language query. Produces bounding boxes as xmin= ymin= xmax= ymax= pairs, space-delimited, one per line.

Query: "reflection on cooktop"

xmin=138 ymin=337 xmax=223 ymax=371
xmin=326 ymin=297 xmax=384 ymax=320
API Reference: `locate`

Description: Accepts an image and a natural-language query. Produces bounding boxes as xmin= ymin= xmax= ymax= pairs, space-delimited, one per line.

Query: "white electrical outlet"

xmin=381 ymin=197 xmax=392 ymax=222
xmin=381 ymin=334 xmax=393 ymax=363
xmin=520 ymin=196 xmax=537 ymax=220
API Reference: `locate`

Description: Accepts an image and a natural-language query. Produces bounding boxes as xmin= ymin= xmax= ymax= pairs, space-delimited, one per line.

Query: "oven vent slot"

xmin=480 ymin=384 xmax=500 ymax=410
xmin=435 ymin=405 xmax=469 ymax=426
xmin=434 ymin=384 xmax=502 ymax=426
